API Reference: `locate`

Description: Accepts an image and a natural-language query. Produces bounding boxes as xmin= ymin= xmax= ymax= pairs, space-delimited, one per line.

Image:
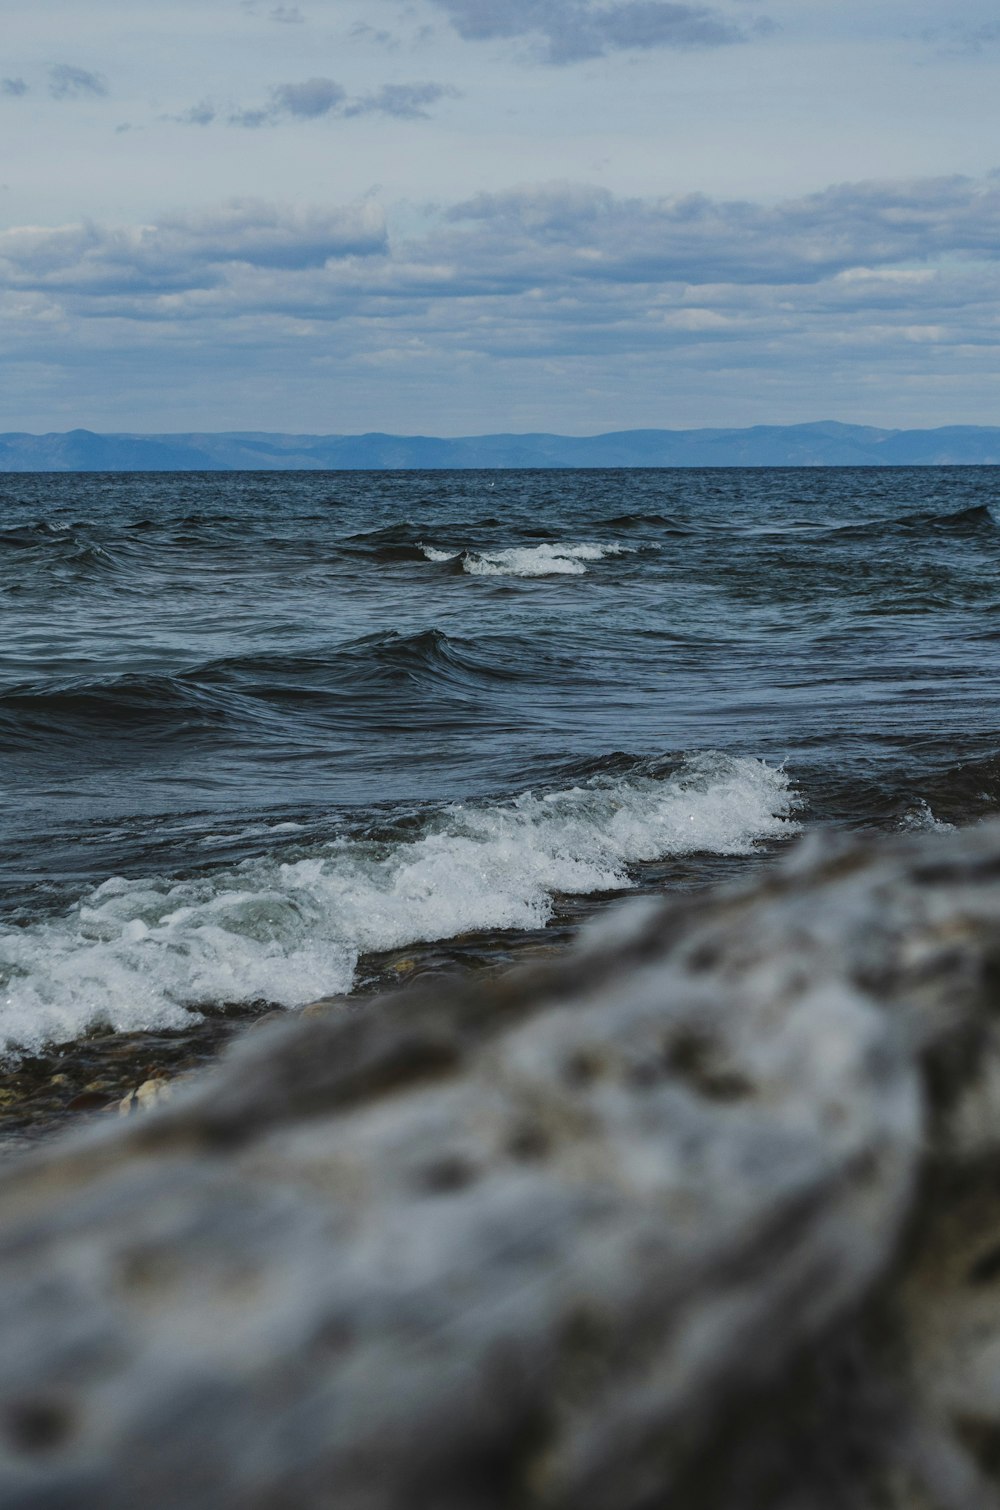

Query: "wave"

xmin=904 ymin=503 xmax=997 ymax=534
xmin=342 ymin=520 xmax=503 ymax=563
xmin=600 ymin=512 xmax=698 ymax=532
xmin=828 ymin=502 xmax=998 ymax=541
xmin=895 ymin=798 xmax=955 ymax=834
xmin=913 ymin=750 xmax=1000 ymax=823
xmin=0 ymin=631 xmax=553 ymax=749
xmin=421 ymin=541 xmax=633 ymax=577
xmin=341 ymin=524 xmax=432 ymax=562
xmin=0 ymin=522 xmax=73 ymax=545
xmin=0 ymin=673 xmax=238 ymax=748
xmin=0 ymin=754 xmax=799 ymax=1057
xmin=420 ymin=545 xmax=462 ymax=564
xmin=800 ymin=743 xmax=1000 ymax=833
xmin=0 ymin=521 xmax=119 ymax=572
xmin=194 ymin=630 xmax=540 ymax=692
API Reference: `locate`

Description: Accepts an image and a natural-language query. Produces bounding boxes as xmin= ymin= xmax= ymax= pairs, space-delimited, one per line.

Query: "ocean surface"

xmin=2 ymin=466 xmax=999 ymax=1061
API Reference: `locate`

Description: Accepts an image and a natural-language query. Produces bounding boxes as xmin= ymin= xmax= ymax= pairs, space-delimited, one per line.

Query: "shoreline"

xmin=0 ymin=916 xmax=578 ymax=1151
xmin=0 ymin=851 xmax=771 ymax=1149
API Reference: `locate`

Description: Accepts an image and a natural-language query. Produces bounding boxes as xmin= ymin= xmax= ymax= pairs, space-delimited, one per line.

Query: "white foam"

xmin=897 ymin=798 xmax=955 ymax=834
xmin=419 ymin=545 xmax=459 ymax=562
xmin=419 ymin=541 xmax=632 ymax=576
xmin=462 ymin=542 xmax=631 ymax=577
xmin=198 ymin=820 xmax=308 ymax=846
xmin=0 ymin=754 xmax=799 ymax=1057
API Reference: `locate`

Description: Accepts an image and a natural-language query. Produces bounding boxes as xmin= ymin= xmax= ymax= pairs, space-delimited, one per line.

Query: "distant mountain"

xmin=3 ymin=422 xmax=1000 ymax=471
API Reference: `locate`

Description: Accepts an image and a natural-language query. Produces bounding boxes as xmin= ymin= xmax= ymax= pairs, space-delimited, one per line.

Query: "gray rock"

xmin=5 ymin=822 xmax=1000 ymax=1506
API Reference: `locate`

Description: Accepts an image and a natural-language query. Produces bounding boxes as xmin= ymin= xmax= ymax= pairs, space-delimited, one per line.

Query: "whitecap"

xmin=0 ymin=754 xmax=799 ymax=1057
xmin=897 ymin=798 xmax=955 ymax=834
xmin=463 ymin=541 xmax=631 ymax=577
xmin=419 ymin=545 xmax=460 ymax=562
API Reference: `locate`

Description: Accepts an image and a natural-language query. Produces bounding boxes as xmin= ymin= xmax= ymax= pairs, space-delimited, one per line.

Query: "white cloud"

xmin=2 ymin=1 xmax=1000 ymax=431
xmin=3 ymin=173 xmax=1000 ymax=433
xmin=4 ymin=176 xmax=1000 ymax=338
xmin=0 ymin=200 xmax=387 ymax=297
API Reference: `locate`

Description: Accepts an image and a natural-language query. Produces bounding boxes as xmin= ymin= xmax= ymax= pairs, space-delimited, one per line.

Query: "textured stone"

xmin=4 ymin=823 xmax=1000 ymax=1505
xmin=117 ymin=1078 xmax=175 ymax=1117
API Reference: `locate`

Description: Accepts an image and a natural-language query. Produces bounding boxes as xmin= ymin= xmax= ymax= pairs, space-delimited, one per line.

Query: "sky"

xmin=3 ymin=0 xmax=1000 ymax=434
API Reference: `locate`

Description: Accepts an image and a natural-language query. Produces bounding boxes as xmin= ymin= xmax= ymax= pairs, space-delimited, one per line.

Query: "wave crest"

xmin=0 ymin=754 xmax=799 ymax=1056
xmin=419 ymin=541 xmax=633 ymax=577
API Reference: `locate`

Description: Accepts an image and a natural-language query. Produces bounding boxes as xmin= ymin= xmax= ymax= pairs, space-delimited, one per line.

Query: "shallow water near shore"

xmin=3 ymin=465 xmax=999 ymax=1135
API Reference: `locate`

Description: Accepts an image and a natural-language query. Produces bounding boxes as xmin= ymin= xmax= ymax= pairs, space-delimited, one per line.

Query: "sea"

xmin=2 ymin=466 xmax=998 ymax=1077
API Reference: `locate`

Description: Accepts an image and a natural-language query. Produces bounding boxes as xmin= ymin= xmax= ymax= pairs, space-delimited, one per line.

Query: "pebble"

xmin=301 ymin=995 xmax=352 ymax=1019
xmin=118 ymin=1079 xmax=173 ymax=1117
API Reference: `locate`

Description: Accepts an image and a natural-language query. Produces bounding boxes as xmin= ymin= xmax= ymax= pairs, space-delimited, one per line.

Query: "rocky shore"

xmin=0 ymin=867 xmax=746 ymax=1149
xmin=4 ymin=820 xmax=1000 ymax=1506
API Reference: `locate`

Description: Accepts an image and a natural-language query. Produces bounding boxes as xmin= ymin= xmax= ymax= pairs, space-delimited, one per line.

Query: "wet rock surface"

xmin=0 ymin=922 xmax=578 ymax=1149
xmin=0 ymin=1010 xmax=267 ymax=1152
xmin=3 ymin=823 xmax=1000 ymax=1506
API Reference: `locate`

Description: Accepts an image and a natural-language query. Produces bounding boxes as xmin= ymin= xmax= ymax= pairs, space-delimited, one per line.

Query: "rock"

xmin=6 ymin=822 xmax=1000 ymax=1504
xmin=299 ymin=993 xmax=352 ymax=1019
xmin=247 ymin=1010 xmax=289 ymax=1033
xmin=117 ymin=1078 xmax=173 ymax=1117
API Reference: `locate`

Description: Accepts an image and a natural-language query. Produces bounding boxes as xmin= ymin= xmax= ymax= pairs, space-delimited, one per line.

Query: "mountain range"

xmin=3 ymin=422 xmax=1000 ymax=470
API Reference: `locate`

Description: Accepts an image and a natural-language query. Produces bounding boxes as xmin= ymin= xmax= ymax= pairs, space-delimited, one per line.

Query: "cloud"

xmin=8 ymin=176 xmax=1000 ymax=320
xmin=227 ymin=106 xmax=270 ymax=128
xmin=221 ymin=77 xmax=456 ymax=127
xmin=11 ymin=175 xmax=1000 ymax=317
xmin=343 ymin=82 xmax=460 ymax=118
xmin=924 ymin=20 xmax=1000 ymax=55
xmin=0 ymin=200 xmax=387 ymax=298
xmin=424 ymin=0 xmax=767 ymax=62
xmin=239 ymin=1 xmax=306 ymax=18
xmin=178 ymin=100 xmax=217 ymax=127
xmin=271 ymin=78 xmax=347 ymax=117
xmin=5 ymin=174 xmax=1000 ymax=432
xmin=349 ymin=23 xmax=399 ymax=49
xmin=48 ymin=65 xmax=107 ymax=99
xmin=1 ymin=78 xmax=28 ymax=97
xmin=440 ymin=176 xmax=1000 ymax=286
xmin=228 ymin=77 xmax=345 ymax=127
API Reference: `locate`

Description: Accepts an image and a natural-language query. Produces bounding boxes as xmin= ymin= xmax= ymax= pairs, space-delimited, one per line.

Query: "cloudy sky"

xmin=3 ymin=0 xmax=1000 ymax=433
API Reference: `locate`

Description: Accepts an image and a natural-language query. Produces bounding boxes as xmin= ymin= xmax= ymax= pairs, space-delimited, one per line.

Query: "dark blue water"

xmin=3 ymin=467 xmax=999 ymax=1056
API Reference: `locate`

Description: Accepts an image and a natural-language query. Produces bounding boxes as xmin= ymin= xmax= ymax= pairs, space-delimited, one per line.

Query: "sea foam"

xmin=0 ymin=754 xmax=798 ymax=1056
xmin=420 ymin=542 xmax=632 ymax=576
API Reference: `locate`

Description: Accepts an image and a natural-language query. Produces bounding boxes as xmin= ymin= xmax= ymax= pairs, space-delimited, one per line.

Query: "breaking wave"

xmin=0 ymin=754 xmax=799 ymax=1057
xmin=420 ymin=541 xmax=633 ymax=577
